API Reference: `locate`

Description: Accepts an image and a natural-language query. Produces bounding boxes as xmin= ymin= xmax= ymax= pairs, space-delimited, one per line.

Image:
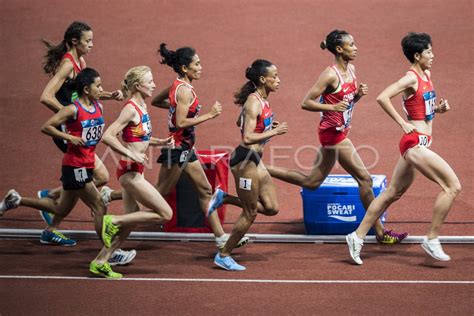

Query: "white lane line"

xmin=0 ymin=275 xmax=473 ymax=284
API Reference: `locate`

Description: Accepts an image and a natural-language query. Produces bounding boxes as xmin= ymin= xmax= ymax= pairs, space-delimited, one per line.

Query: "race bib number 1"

xmin=423 ymin=90 xmax=436 ymax=119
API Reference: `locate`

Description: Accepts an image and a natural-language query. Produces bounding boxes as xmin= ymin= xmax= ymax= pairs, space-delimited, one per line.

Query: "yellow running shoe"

xmin=102 ymin=215 xmax=119 ymax=248
xmin=89 ymin=261 xmax=122 ymax=279
xmin=377 ymin=230 xmax=408 ymax=244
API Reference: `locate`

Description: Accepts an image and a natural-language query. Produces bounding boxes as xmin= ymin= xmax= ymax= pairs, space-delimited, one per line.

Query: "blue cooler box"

xmin=301 ymin=174 xmax=387 ymax=235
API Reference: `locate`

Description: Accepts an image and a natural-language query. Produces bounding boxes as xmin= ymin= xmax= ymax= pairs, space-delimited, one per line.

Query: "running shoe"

xmin=421 ymin=237 xmax=451 ymax=261
xmin=37 ymin=189 xmax=54 ymax=226
xmin=216 ymin=234 xmax=250 ymax=250
xmin=346 ymin=231 xmax=363 ymax=265
xmin=40 ymin=230 xmax=77 ymax=246
xmin=214 ymin=253 xmax=246 ymax=271
xmin=89 ymin=261 xmax=122 ymax=279
xmin=0 ymin=189 xmax=21 ymax=216
xmin=100 ymin=186 xmax=113 ymax=206
xmin=377 ymin=229 xmax=408 ymax=244
xmin=102 ymin=215 xmax=119 ymax=248
xmin=207 ymin=187 xmax=227 ymax=217
xmin=109 ymin=249 xmax=137 ymax=266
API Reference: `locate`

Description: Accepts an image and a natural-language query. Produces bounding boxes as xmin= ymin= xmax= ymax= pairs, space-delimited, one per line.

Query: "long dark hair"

xmin=42 ymin=21 xmax=92 ymax=75
xmin=158 ymin=43 xmax=196 ymax=76
xmin=234 ymin=59 xmax=273 ymax=106
xmin=320 ymin=29 xmax=350 ymax=55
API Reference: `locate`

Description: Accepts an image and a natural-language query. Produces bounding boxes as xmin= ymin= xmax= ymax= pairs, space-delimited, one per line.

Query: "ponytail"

xmin=234 ymin=59 xmax=273 ymax=106
xmin=41 ymin=39 xmax=68 ymax=74
xmin=158 ymin=43 xmax=196 ymax=75
xmin=41 ymin=21 xmax=92 ymax=75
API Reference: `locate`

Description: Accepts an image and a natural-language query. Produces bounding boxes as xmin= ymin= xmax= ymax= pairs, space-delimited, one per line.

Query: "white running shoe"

xmin=109 ymin=249 xmax=137 ymax=266
xmin=0 ymin=190 xmax=21 ymax=216
xmin=346 ymin=232 xmax=364 ymax=265
xmin=100 ymin=186 xmax=113 ymax=206
xmin=216 ymin=234 xmax=250 ymax=250
xmin=421 ymin=237 xmax=451 ymax=261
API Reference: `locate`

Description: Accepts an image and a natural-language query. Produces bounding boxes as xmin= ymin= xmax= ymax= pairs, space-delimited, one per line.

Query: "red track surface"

xmin=1 ymin=240 xmax=473 ymax=314
xmin=1 ymin=0 xmax=473 ymax=314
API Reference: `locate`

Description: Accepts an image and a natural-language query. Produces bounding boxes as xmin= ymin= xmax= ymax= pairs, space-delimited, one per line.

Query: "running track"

xmin=1 ymin=1 xmax=473 ymax=314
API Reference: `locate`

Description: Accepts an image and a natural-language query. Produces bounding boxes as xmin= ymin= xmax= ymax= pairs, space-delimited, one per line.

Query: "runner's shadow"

xmin=418 ymin=257 xmax=450 ymax=269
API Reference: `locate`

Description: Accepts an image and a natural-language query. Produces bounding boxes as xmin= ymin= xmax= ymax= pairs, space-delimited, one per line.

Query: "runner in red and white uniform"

xmin=208 ymin=59 xmax=288 ymax=271
xmin=100 ymin=66 xmax=174 ymax=278
xmin=151 ymin=43 xmax=248 ymax=250
xmin=0 ymin=68 xmax=120 ymax=277
xmin=347 ymin=33 xmax=461 ymax=265
xmin=266 ymin=30 xmax=407 ymax=244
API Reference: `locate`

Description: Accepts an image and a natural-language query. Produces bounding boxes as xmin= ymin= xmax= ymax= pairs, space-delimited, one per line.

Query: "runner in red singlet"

xmin=346 ymin=32 xmax=461 ymax=265
xmin=266 ymin=29 xmax=407 ymax=244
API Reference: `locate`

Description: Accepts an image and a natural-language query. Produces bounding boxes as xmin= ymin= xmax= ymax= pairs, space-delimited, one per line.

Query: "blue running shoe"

xmin=214 ymin=253 xmax=246 ymax=271
xmin=207 ymin=187 xmax=227 ymax=217
xmin=37 ymin=189 xmax=53 ymax=226
xmin=40 ymin=230 xmax=76 ymax=246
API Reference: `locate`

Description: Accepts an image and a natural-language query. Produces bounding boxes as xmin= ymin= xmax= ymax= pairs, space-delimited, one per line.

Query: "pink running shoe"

xmin=377 ymin=229 xmax=408 ymax=244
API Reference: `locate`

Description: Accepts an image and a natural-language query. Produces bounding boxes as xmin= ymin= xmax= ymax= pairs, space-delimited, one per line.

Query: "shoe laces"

xmin=52 ymin=230 xmax=70 ymax=240
xmin=100 ymin=262 xmax=113 ymax=273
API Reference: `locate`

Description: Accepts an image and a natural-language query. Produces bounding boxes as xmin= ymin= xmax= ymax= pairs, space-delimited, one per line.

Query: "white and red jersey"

xmin=121 ymin=100 xmax=152 ymax=143
xmin=167 ymin=78 xmax=201 ymax=150
xmin=239 ymin=92 xmax=274 ymax=144
xmin=62 ymin=100 xmax=105 ymax=169
xmin=402 ymin=70 xmax=436 ymax=121
xmin=319 ymin=65 xmax=358 ymax=131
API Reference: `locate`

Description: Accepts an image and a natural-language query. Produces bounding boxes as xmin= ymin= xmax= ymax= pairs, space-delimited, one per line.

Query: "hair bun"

xmin=320 ymin=40 xmax=327 ymax=50
xmin=245 ymin=66 xmax=253 ymax=80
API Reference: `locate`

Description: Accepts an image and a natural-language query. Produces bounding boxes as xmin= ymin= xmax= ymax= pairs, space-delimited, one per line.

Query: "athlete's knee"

xmin=94 ymin=172 xmax=109 ymax=187
xmin=243 ymin=205 xmax=258 ymax=220
xmin=385 ymin=186 xmax=404 ymax=203
xmin=161 ymin=206 xmax=173 ymax=222
xmin=91 ymin=202 xmax=107 ymax=218
xmin=264 ymin=206 xmax=279 ymax=216
xmin=446 ymin=180 xmax=461 ymax=198
xmin=354 ymin=173 xmax=373 ymax=190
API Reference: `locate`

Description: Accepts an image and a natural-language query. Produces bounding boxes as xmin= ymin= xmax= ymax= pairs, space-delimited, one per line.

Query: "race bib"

xmin=342 ymin=102 xmax=354 ymax=127
xmin=423 ymin=90 xmax=436 ymax=119
xmin=81 ymin=117 xmax=105 ymax=146
xmin=73 ymin=167 xmax=88 ymax=182
xmin=239 ymin=178 xmax=252 ymax=191
xmin=418 ymin=134 xmax=431 ymax=147
xmin=179 ymin=150 xmax=190 ymax=163
xmin=168 ymin=107 xmax=176 ymax=130
xmin=263 ymin=115 xmax=273 ymax=132
xmin=142 ymin=113 xmax=152 ymax=136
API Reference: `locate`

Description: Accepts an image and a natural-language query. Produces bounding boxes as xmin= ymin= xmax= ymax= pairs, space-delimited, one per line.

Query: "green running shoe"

xmin=102 ymin=215 xmax=119 ymax=248
xmin=89 ymin=261 xmax=122 ymax=279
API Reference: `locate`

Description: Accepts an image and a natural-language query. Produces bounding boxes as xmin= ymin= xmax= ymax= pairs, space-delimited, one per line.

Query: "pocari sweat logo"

xmin=327 ymin=203 xmax=356 ymax=222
